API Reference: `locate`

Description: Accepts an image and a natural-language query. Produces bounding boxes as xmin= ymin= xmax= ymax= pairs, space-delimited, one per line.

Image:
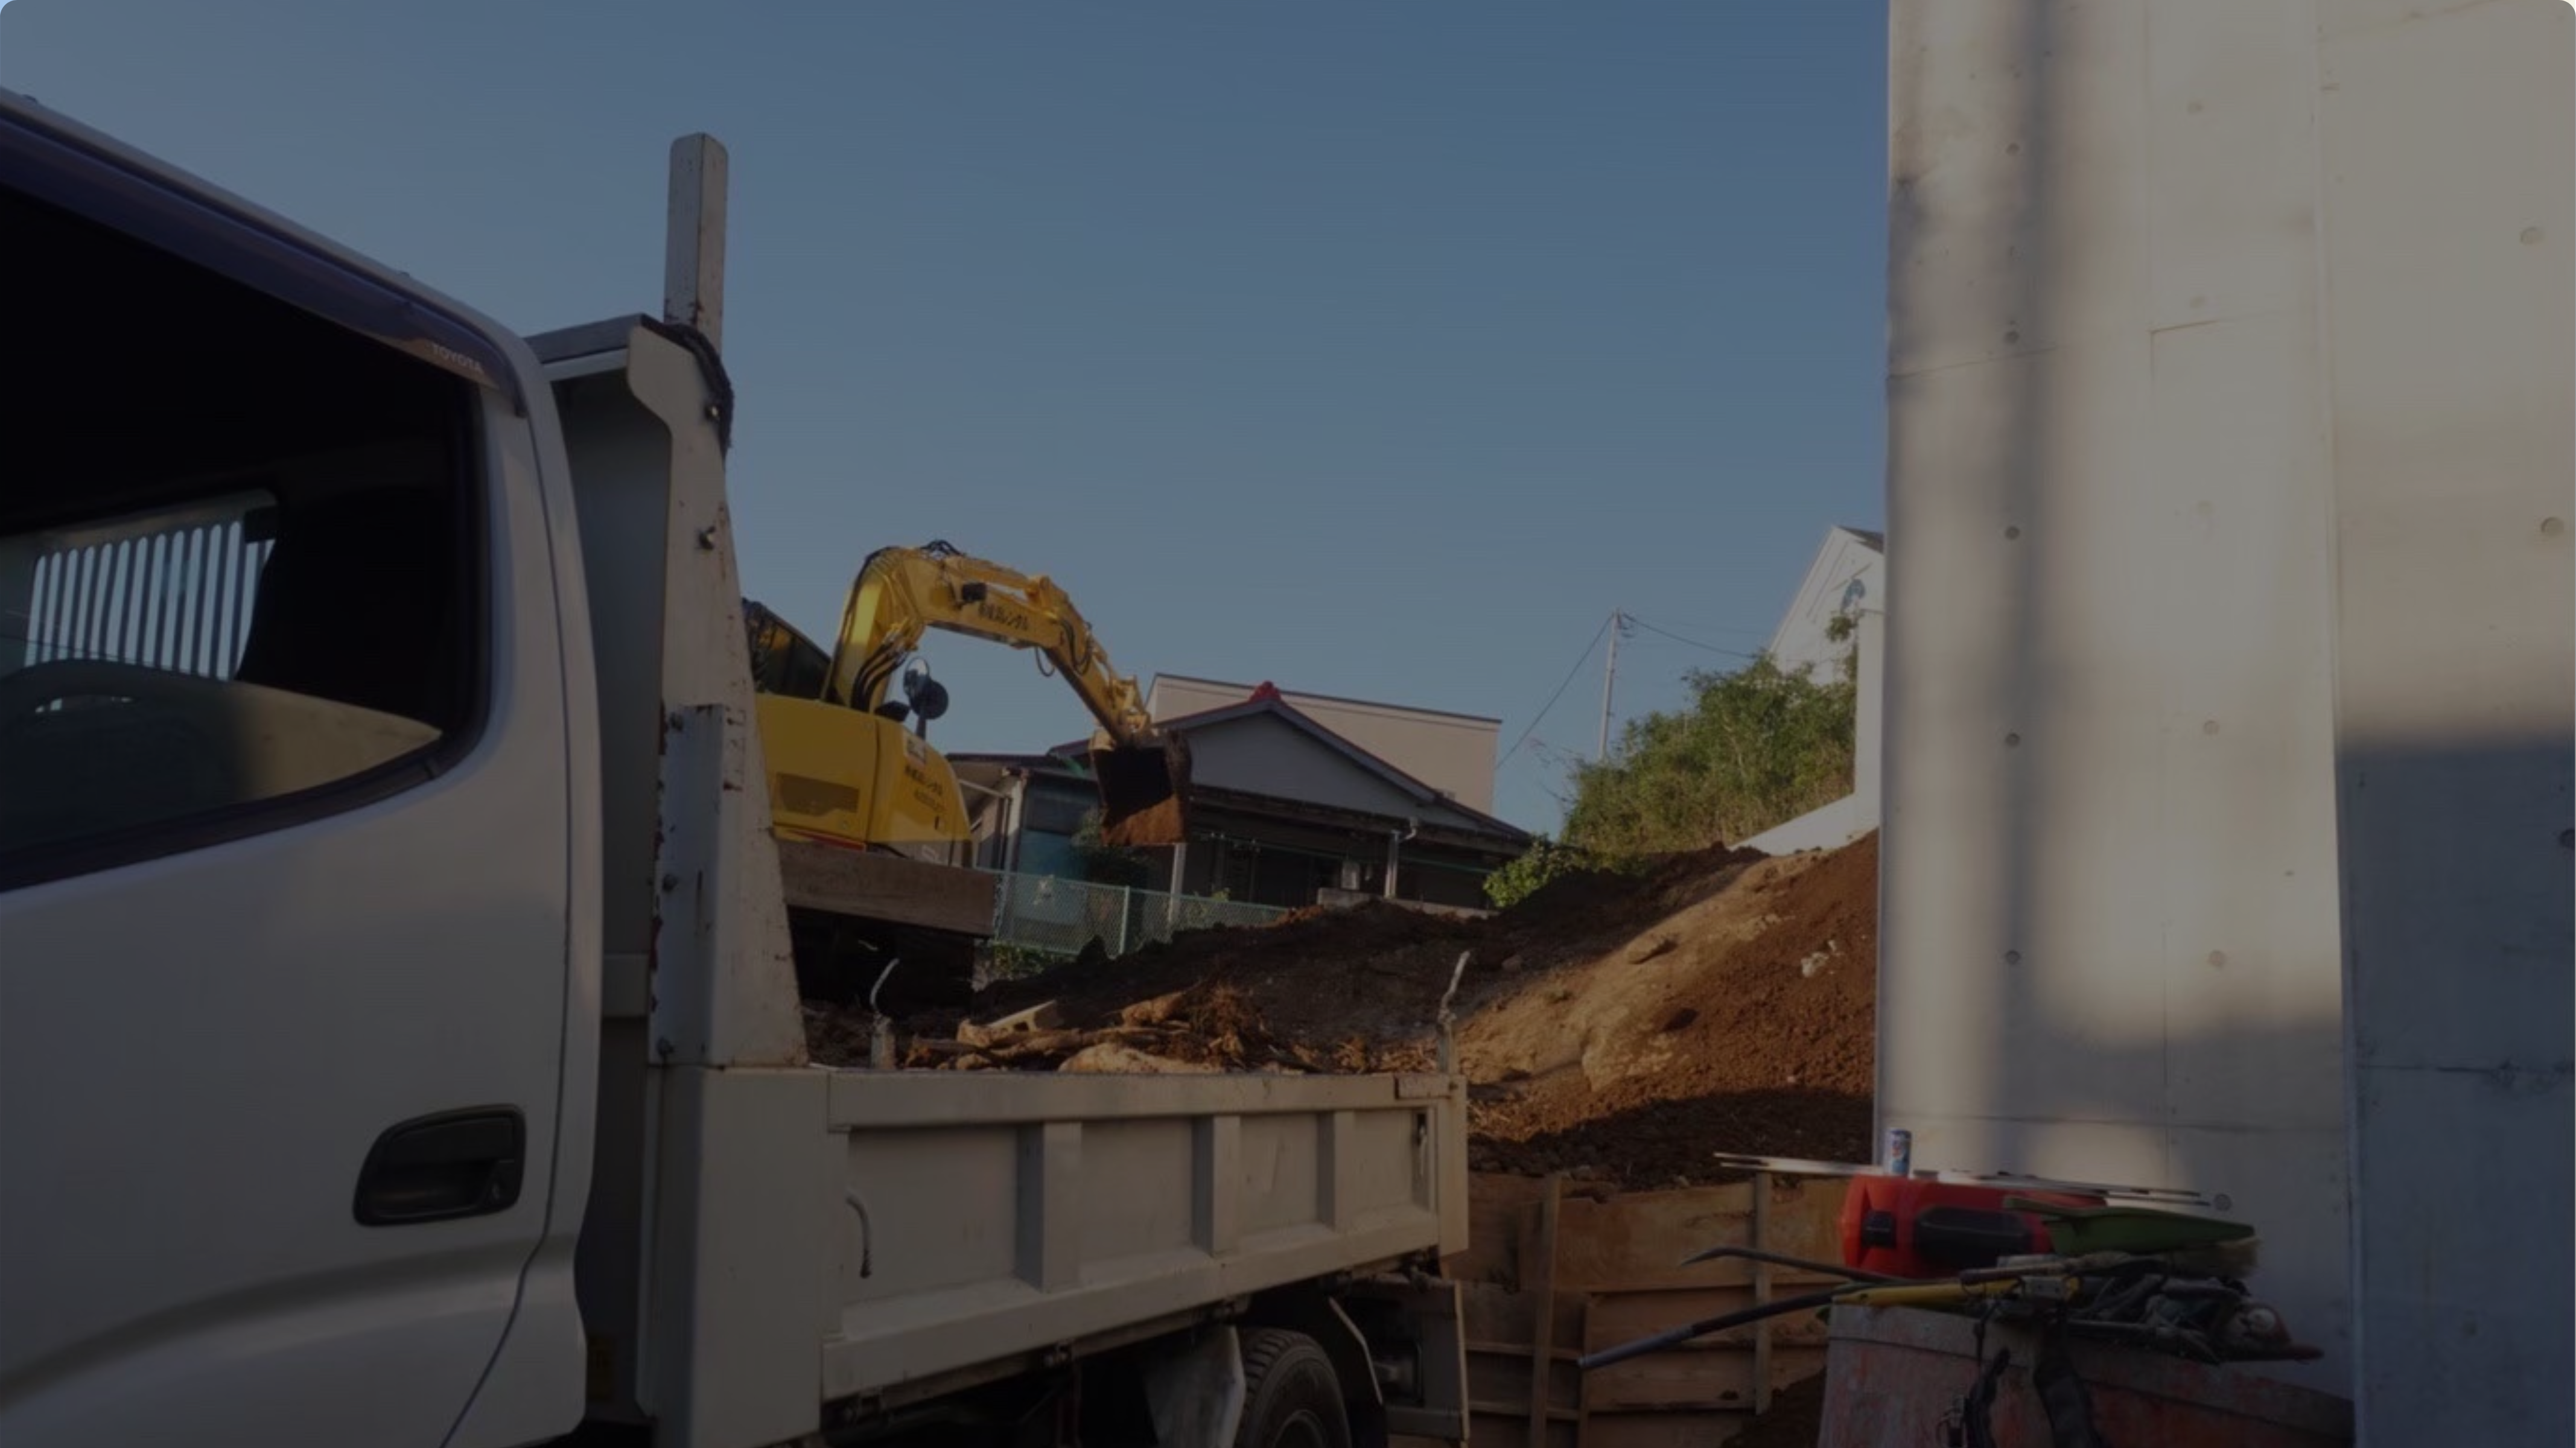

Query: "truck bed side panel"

xmin=818 ymin=1070 xmax=1465 ymax=1403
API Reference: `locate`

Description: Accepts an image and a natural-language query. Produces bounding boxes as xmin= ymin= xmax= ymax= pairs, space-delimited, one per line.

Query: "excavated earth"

xmin=807 ymin=833 xmax=1880 ymax=1191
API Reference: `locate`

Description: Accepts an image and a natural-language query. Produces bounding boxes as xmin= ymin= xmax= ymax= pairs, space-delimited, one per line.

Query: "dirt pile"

xmin=1461 ymin=837 xmax=1878 ymax=1184
xmin=809 ymin=833 xmax=1880 ymax=1189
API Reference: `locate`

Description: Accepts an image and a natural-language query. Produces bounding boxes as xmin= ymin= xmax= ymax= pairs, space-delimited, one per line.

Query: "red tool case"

xmin=1839 ymin=1176 xmax=2107 ymax=1278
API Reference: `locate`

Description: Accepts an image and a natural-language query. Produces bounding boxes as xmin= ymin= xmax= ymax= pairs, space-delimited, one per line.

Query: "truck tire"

xmin=1233 ymin=1329 xmax=1352 ymax=1448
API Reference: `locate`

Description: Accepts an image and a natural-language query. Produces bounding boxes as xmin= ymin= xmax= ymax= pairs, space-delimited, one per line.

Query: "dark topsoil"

xmin=815 ymin=834 xmax=1880 ymax=1191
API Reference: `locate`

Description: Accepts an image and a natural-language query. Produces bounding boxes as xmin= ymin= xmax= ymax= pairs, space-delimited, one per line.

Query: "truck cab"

xmin=0 ymin=86 xmax=598 ymax=1447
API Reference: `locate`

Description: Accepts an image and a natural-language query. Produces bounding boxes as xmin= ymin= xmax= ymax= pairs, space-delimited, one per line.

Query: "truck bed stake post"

xmin=665 ymin=132 xmax=728 ymax=351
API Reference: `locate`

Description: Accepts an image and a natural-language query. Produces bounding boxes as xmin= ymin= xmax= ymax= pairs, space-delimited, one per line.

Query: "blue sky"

xmin=1 ymin=2 xmax=1886 ymax=833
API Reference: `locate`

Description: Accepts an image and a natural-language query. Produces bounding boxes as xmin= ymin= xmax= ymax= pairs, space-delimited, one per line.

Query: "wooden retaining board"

xmin=1426 ymin=1172 xmax=1848 ymax=1448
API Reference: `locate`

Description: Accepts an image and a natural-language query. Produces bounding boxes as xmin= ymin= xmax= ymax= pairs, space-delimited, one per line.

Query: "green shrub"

xmin=1557 ymin=648 xmax=1856 ymax=859
xmin=1484 ymin=836 xmax=1598 ymax=910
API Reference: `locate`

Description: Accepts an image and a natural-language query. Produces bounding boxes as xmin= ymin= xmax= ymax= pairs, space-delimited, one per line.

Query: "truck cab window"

xmin=0 ymin=180 xmax=481 ymax=875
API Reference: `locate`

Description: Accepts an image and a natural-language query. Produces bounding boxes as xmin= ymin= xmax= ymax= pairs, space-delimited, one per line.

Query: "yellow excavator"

xmin=742 ymin=541 xmax=1191 ymax=1005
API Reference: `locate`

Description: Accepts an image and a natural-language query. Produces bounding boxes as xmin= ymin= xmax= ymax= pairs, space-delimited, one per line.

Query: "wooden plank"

xmin=1461 ymin=1282 xmax=1539 ymax=1346
xmin=1550 ymin=1176 xmax=1848 ymax=1291
xmin=1589 ymin=1417 xmax=1757 ymax=1448
xmin=1458 ymin=1172 xmax=1852 ymax=1445
xmin=1574 ymin=1295 xmax=1594 ymax=1446
xmin=1469 ymin=1341 xmax=1582 ymax=1362
xmin=1549 ymin=1272 xmax=1847 ymax=1297
xmin=1524 ymin=1175 xmax=1563 ymax=1446
xmin=1584 ymin=1289 xmax=1835 ymax=1351
xmin=1751 ymin=1170 xmax=1773 ymax=1416
xmin=777 ymin=841 xmax=997 ymax=936
xmin=1584 ymin=1354 xmax=1760 ymax=1414
xmin=1552 ymin=1187 xmax=1751 ymax=1290
xmin=1580 ymin=1296 xmax=1763 ymax=1429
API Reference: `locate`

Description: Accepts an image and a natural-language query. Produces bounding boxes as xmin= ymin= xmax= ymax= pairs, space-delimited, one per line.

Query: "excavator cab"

xmin=746 ymin=600 xmax=832 ymax=699
xmin=1089 ymin=732 xmax=1192 ymax=849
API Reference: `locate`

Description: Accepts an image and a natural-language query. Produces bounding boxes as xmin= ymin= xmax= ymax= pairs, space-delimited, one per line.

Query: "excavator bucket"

xmin=1091 ymin=733 xmax=1192 ymax=848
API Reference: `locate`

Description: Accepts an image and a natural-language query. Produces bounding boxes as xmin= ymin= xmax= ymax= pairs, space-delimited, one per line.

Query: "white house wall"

xmin=1882 ymin=2 xmax=2571 ymax=1437
xmin=1767 ymin=529 xmax=1884 ymax=683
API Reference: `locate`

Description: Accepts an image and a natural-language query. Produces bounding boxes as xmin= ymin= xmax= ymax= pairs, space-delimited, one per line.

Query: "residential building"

xmin=955 ymin=684 xmax=1531 ymax=912
xmin=1765 ymin=525 xmax=1885 ymax=685
xmin=1743 ymin=524 xmax=1886 ymax=855
xmin=1146 ymin=675 xmax=1500 ymax=815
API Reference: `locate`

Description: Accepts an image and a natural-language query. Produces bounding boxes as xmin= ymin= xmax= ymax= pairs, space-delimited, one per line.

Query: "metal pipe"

xmin=1679 ymin=1243 xmax=1901 ymax=1284
xmin=1579 ymin=1286 xmax=1850 ymax=1372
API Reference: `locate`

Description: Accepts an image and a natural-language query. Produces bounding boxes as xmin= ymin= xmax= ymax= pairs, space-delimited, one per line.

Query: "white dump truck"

xmin=0 ymin=88 xmax=1470 ymax=1448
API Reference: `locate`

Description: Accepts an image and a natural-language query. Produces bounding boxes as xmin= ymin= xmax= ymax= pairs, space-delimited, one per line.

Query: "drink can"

xmin=1883 ymin=1127 xmax=1913 ymax=1178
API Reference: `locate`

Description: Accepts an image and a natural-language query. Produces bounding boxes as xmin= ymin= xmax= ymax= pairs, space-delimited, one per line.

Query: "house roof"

xmin=1048 ymin=689 xmax=1531 ymax=845
xmin=1150 ymin=673 xmax=1504 ymax=728
xmin=949 ymin=750 xmax=1086 ymax=773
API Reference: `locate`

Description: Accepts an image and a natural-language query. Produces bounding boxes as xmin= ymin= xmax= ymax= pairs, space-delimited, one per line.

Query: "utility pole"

xmin=1597 ymin=609 xmax=1623 ymax=761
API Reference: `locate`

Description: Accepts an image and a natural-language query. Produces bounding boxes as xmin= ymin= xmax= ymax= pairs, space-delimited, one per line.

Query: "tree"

xmin=1557 ymin=648 xmax=1856 ymax=860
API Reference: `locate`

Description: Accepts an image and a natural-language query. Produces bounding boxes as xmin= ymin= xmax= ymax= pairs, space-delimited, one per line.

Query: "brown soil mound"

xmin=812 ymin=834 xmax=1878 ymax=1190
xmin=1462 ymin=838 xmax=1879 ymax=1184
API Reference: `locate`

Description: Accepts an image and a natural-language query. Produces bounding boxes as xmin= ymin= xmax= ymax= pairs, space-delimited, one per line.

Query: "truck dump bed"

xmin=825 ymin=1070 xmax=1464 ymax=1402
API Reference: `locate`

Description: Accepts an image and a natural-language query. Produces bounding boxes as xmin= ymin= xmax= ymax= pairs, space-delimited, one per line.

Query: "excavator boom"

xmin=817 ymin=541 xmax=1191 ymax=846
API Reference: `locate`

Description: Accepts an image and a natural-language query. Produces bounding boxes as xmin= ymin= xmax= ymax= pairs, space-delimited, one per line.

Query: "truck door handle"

xmin=353 ymin=1107 xmax=526 ymax=1226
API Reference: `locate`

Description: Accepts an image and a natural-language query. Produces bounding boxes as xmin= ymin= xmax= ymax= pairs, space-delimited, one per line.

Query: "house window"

xmin=1014 ymin=830 xmax=1083 ymax=882
xmin=1023 ymin=787 xmax=1093 ymax=839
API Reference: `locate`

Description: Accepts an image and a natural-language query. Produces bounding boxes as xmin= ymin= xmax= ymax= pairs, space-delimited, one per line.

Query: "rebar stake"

xmin=868 ymin=957 xmax=903 ymax=1070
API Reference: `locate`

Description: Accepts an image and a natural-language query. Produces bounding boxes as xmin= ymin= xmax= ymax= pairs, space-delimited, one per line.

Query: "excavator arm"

xmin=819 ymin=541 xmax=1191 ymax=846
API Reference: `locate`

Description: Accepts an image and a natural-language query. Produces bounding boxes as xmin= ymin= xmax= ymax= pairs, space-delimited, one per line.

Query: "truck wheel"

xmin=1233 ymin=1329 xmax=1352 ymax=1448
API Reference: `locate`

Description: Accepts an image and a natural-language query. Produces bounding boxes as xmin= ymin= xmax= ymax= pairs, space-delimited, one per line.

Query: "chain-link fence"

xmin=987 ymin=871 xmax=1291 ymax=960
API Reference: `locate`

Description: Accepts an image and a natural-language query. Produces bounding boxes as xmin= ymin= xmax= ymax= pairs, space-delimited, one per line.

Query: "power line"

xmin=1498 ymin=612 xmax=1614 ymax=773
xmin=1633 ymin=617 xmax=1773 ymax=638
xmin=1625 ymin=615 xmax=1766 ymax=659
